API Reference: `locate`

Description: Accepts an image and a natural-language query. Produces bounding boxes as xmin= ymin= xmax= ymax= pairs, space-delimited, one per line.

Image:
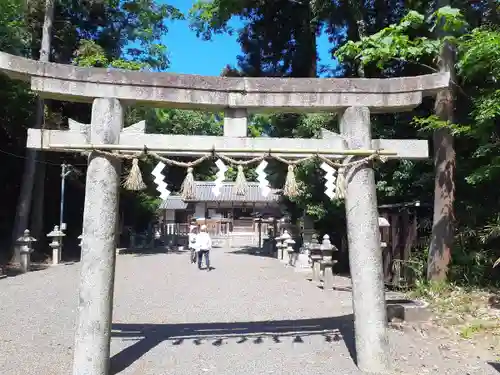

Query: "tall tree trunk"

xmin=350 ymin=0 xmax=367 ymax=77
xmin=11 ymin=0 xmax=54 ymax=259
xmin=30 ymin=0 xmax=55 ymax=241
xmin=307 ymin=0 xmax=317 ymax=77
xmin=291 ymin=0 xmax=318 ymax=78
xmin=426 ymin=1 xmax=456 ymax=281
xmin=487 ymin=0 xmax=499 ymax=24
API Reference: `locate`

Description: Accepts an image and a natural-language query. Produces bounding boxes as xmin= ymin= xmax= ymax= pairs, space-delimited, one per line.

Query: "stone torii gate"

xmin=0 ymin=51 xmax=449 ymax=375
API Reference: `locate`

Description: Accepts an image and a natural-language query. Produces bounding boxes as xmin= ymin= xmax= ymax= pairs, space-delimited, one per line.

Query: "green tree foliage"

xmin=457 ymin=27 xmax=500 ymax=272
xmin=0 ymin=0 xmax=29 ymax=54
xmin=25 ymin=0 xmax=183 ymax=68
xmin=336 ymin=7 xmax=500 ymax=283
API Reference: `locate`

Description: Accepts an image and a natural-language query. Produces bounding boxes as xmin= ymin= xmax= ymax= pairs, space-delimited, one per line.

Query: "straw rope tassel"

xmin=181 ymin=167 xmax=196 ymax=200
xmin=122 ymin=158 xmax=146 ymax=191
xmin=283 ymin=164 xmax=299 ymax=198
xmin=234 ymin=165 xmax=247 ymax=195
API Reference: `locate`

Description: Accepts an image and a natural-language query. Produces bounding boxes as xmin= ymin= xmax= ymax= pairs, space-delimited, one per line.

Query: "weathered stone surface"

xmin=68 ymin=118 xmax=90 ymax=142
xmin=294 ymin=251 xmax=311 ymax=272
xmin=26 ymin=128 xmax=429 ymax=160
xmin=72 ymin=98 xmax=123 ymax=375
xmin=312 ymin=260 xmax=322 ymax=283
xmin=386 ymin=299 xmax=432 ymax=323
xmin=122 ymin=120 xmax=146 ymax=134
xmin=224 ymin=108 xmax=247 ymax=137
xmin=340 ymin=107 xmax=389 ymax=373
xmin=0 ymin=51 xmax=449 ymax=111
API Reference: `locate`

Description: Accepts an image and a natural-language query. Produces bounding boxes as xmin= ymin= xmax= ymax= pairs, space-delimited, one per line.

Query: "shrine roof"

xmin=159 ymin=182 xmax=280 ymax=209
xmin=158 ymin=195 xmax=188 ymax=210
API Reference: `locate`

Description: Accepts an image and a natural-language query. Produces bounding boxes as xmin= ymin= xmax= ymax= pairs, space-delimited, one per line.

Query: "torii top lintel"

xmin=0 ymin=51 xmax=449 ymax=113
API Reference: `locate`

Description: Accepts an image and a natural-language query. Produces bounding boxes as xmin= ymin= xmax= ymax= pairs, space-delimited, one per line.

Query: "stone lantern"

xmin=275 ymin=233 xmax=284 ymax=261
xmin=16 ymin=229 xmax=36 ymax=273
xmin=319 ymin=234 xmax=337 ymax=290
xmin=294 ymin=241 xmax=312 ymax=272
xmin=285 ymin=236 xmax=296 ymax=266
xmin=378 ymin=217 xmax=390 ymax=249
xmin=309 ymin=234 xmax=323 ymax=283
xmin=47 ymin=225 xmax=65 ymax=265
xmin=280 ymin=230 xmax=291 ymax=265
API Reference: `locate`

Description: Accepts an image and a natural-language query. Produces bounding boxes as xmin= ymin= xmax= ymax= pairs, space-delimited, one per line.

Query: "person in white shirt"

xmin=188 ymin=225 xmax=198 ymax=264
xmin=196 ymin=224 xmax=212 ymax=271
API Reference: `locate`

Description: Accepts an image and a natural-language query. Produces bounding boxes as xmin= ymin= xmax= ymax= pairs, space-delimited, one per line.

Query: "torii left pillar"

xmin=72 ymin=98 xmax=122 ymax=375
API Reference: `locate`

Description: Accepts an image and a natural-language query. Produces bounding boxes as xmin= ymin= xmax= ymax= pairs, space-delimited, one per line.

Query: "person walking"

xmin=188 ymin=224 xmax=198 ymax=264
xmin=196 ymin=224 xmax=212 ymax=271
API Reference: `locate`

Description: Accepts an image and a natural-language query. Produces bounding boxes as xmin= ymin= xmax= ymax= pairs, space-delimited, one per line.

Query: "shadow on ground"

xmin=317 ymin=284 xmax=353 ymax=292
xmin=228 ymin=246 xmax=275 ymax=258
xmin=117 ymin=247 xmax=188 ymax=257
xmin=110 ymin=315 xmax=355 ymax=374
xmin=1 ymin=263 xmax=50 ymax=278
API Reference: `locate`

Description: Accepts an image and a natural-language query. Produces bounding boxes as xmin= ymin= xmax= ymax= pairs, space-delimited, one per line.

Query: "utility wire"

xmin=0 ymin=148 xmax=88 ymax=167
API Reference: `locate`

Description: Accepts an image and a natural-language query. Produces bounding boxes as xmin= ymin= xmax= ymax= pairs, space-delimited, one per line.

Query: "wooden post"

xmin=391 ymin=213 xmax=402 ymax=286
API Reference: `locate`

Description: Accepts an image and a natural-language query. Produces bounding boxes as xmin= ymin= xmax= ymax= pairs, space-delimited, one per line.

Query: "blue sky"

xmin=162 ymin=0 xmax=334 ymax=76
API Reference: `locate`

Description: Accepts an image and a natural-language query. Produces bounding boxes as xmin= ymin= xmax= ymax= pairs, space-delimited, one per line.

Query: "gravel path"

xmin=0 ymin=247 xmax=498 ymax=375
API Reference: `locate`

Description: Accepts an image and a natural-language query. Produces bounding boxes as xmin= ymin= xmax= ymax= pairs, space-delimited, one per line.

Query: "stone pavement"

xmin=0 ymin=247 xmax=498 ymax=375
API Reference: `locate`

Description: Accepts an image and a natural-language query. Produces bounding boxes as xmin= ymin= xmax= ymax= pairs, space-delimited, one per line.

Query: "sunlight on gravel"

xmin=0 ymin=248 xmax=498 ymax=375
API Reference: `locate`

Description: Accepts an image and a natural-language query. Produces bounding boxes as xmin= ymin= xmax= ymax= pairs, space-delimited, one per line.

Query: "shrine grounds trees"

xmin=0 ymin=0 xmax=184 ymax=258
xmin=334 ymin=7 xmax=500 ymax=285
xmin=335 ymin=7 xmax=461 ymax=282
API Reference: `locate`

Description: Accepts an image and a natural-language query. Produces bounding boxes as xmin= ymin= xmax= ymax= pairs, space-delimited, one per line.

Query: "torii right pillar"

xmin=340 ymin=106 xmax=389 ymax=373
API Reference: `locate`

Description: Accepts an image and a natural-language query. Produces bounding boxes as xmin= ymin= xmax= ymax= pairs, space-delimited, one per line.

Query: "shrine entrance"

xmin=158 ymin=181 xmax=281 ymax=249
xmin=0 ymin=50 xmax=449 ymax=375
